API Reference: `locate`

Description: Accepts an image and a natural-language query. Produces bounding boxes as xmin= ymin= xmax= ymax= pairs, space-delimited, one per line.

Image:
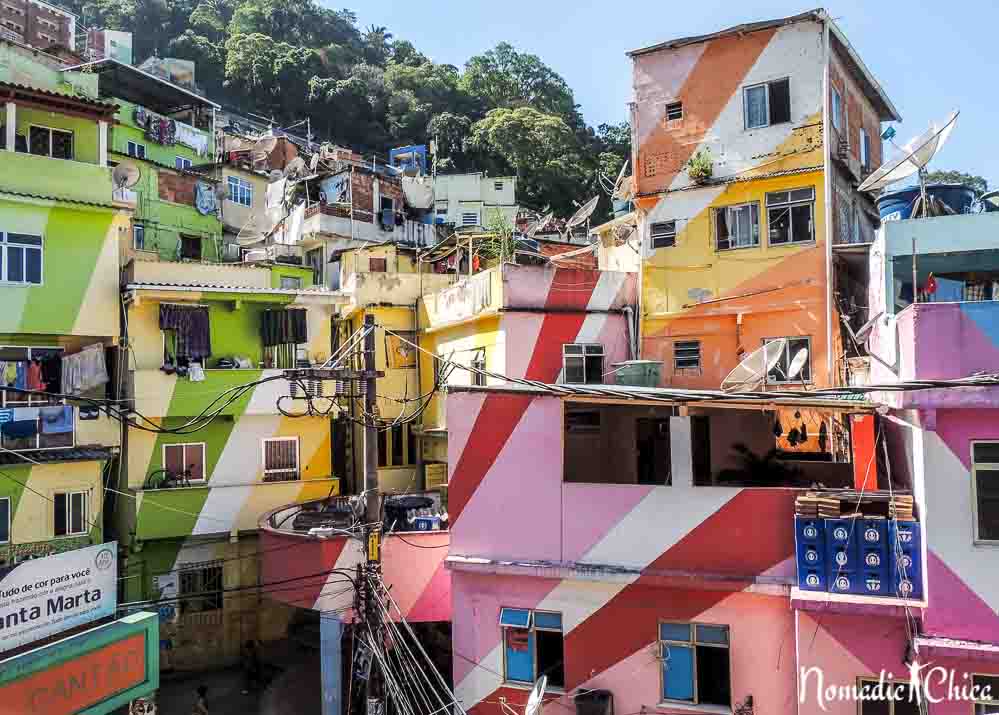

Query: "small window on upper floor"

xmin=227 ymin=176 xmax=252 ymax=207
xmin=972 ymin=442 xmax=999 ymax=542
xmin=461 ymin=212 xmax=479 ymax=226
xmin=127 ymin=140 xmax=146 ymax=160
xmin=714 ymin=203 xmax=760 ymax=250
xmin=563 ymin=343 xmax=603 ymax=384
xmin=674 ymin=340 xmax=701 ymax=372
xmin=832 ymin=88 xmax=843 ymax=130
xmin=280 ymin=276 xmax=302 ymax=290
xmin=29 ymin=125 xmax=72 ymax=160
xmin=175 ymin=156 xmax=192 ymax=171
xmin=860 ymin=127 xmax=871 ymax=172
xmin=766 ymin=187 xmax=815 ymax=246
xmin=744 ymin=77 xmax=790 ymax=129
xmin=650 ymin=220 xmax=676 ymax=248
xmin=493 ymin=181 xmax=504 ymax=191
xmin=1 ymin=232 xmax=43 ymax=285
xmin=665 ymin=101 xmax=683 ymax=122
xmin=180 ymin=234 xmax=202 ymax=261
xmin=133 ymin=224 xmax=145 ymax=251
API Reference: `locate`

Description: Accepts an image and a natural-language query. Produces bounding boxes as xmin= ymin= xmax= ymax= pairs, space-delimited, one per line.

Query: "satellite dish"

xmin=269 ymin=169 xmax=283 ymax=182
xmin=236 ymin=216 xmax=265 ymax=245
xmin=284 ymin=156 xmax=308 ymax=179
xmin=525 ymin=676 xmax=547 ymax=715
xmin=843 ymin=310 xmax=885 ymax=346
xmin=858 ymin=111 xmax=959 ymax=193
xmin=112 ymin=161 xmax=141 ymax=190
xmin=611 ymin=160 xmax=630 ymax=199
xmin=528 ymin=212 xmax=554 ymax=238
xmin=251 ymin=134 xmax=278 ymax=156
xmin=720 ymin=338 xmax=787 ymax=392
xmin=787 ymin=348 xmax=809 ymax=380
xmin=566 ymin=196 xmax=599 ymax=230
xmin=309 ymin=154 xmax=320 ymax=173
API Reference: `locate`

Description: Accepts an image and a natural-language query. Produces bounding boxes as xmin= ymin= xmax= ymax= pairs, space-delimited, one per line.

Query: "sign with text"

xmin=0 ymin=543 xmax=117 ymax=653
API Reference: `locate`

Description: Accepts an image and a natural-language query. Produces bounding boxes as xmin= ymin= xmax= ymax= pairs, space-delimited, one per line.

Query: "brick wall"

xmin=351 ymin=171 xmax=373 ymax=223
xmin=0 ymin=0 xmax=72 ymax=50
xmin=158 ymin=170 xmax=198 ymax=206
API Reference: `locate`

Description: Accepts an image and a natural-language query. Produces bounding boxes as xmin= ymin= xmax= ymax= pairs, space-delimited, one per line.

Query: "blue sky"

xmin=350 ymin=1 xmax=998 ymax=188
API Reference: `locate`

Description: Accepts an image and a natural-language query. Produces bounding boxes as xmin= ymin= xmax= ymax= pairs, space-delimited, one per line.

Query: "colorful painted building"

xmin=446 ymin=383 xmax=890 ymax=715
xmin=631 ymin=10 xmax=898 ymax=389
xmin=114 ymin=254 xmax=346 ymax=671
xmin=0 ymin=42 xmax=126 ymax=568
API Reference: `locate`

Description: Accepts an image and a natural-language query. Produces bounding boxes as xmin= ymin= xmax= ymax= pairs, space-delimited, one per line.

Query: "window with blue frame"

xmin=660 ymin=622 xmax=731 ymax=707
xmin=500 ymin=608 xmax=565 ymax=689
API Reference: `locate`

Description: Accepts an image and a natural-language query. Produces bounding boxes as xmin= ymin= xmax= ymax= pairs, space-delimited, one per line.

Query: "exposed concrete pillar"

xmin=98 ymin=119 xmax=108 ymax=167
xmin=5 ymin=102 xmax=15 ymax=152
xmin=320 ymin=614 xmax=343 ymax=715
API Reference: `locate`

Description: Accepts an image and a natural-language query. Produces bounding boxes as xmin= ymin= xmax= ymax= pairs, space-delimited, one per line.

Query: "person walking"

xmin=192 ymin=685 xmax=209 ymax=715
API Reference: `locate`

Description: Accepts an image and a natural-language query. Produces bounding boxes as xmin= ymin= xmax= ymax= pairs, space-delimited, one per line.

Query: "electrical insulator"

xmin=307 ymin=378 xmax=324 ymax=397
xmin=334 ymin=379 xmax=345 ymax=396
xmin=355 ymin=378 xmax=366 ymax=396
xmin=289 ymin=380 xmax=300 ymax=398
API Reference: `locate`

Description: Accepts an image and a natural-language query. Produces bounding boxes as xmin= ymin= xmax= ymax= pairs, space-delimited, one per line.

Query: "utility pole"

xmin=361 ymin=313 xmax=384 ymax=715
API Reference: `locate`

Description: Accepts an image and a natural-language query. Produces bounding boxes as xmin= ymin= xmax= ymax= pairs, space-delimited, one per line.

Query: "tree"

xmin=922 ymin=170 xmax=989 ymax=197
xmin=460 ymin=42 xmax=577 ymax=118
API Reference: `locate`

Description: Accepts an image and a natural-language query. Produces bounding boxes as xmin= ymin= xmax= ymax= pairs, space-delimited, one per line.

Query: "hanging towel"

xmin=188 ymin=362 xmax=206 ymax=382
xmin=62 ymin=344 xmax=109 ymax=395
xmin=2 ymin=361 xmax=15 ymax=385
xmin=27 ymin=361 xmax=43 ymax=391
xmin=40 ymin=405 xmax=73 ymax=434
xmin=261 ymin=309 xmax=308 ymax=347
xmin=14 ymin=361 xmax=26 ymax=390
xmin=159 ymin=305 xmax=212 ymax=360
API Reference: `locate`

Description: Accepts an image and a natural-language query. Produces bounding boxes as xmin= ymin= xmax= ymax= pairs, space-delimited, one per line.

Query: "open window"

xmin=160 ymin=304 xmax=212 ymax=365
xmin=744 ymin=78 xmax=790 ymax=129
xmin=564 ymin=404 xmax=673 ymax=486
xmin=714 ymin=203 xmax=760 ymax=250
xmin=660 ymin=623 xmax=731 ymax=707
xmin=766 ymin=188 xmax=815 ymax=246
xmin=500 ymin=608 xmax=565 ymax=689
xmin=163 ymin=442 xmax=206 ymax=483
xmin=856 ymin=679 xmax=921 ymax=715
xmin=178 ymin=563 xmax=223 ymax=614
xmin=562 ymin=343 xmax=603 ymax=384
xmin=29 ymin=125 xmax=72 ymax=160
xmin=261 ymin=308 xmax=307 ymax=369
xmin=180 ymin=234 xmax=202 ymax=261
xmin=263 ymin=436 xmax=299 ymax=482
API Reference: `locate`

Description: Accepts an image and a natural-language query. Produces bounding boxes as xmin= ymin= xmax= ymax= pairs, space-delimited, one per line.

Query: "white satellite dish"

xmin=525 ymin=676 xmax=547 ymax=715
xmin=236 ymin=216 xmax=265 ymax=245
xmin=112 ymin=161 xmax=141 ymax=190
xmin=269 ymin=169 xmax=283 ymax=182
xmin=611 ymin=160 xmax=630 ymax=199
xmin=842 ymin=310 xmax=885 ymax=346
xmin=566 ymin=196 xmax=599 ymax=230
xmin=720 ymin=338 xmax=787 ymax=392
xmin=858 ymin=111 xmax=959 ymax=193
xmin=528 ymin=212 xmax=554 ymax=238
xmin=787 ymin=348 xmax=809 ymax=380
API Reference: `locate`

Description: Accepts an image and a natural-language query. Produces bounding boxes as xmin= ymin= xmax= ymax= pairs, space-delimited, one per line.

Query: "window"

xmin=461 ymin=212 xmax=479 ymax=226
xmin=37 ymin=32 xmax=56 ymax=45
xmin=377 ymin=423 xmax=416 ymax=468
xmin=860 ymin=127 xmax=871 ymax=171
xmin=972 ymin=674 xmax=999 ymax=714
xmin=180 ymin=234 xmax=202 ymax=261
xmin=280 ymin=276 xmax=302 ymax=290
xmin=1 ymin=232 xmax=42 ymax=284
xmin=714 ymin=203 xmax=759 ymax=250
xmin=856 ymin=678 xmax=921 ymax=715
xmin=766 ymin=187 xmax=815 ymax=246
xmin=175 ymin=156 xmax=192 ymax=171
xmin=263 ymin=436 xmax=299 ymax=482
xmin=54 ymin=490 xmax=88 ymax=537
xmin=665 ymin=101 xmax=683 ymax=121
xmin=471 ymin=350 xmax=486 ymax=387
xmin=650 ymin=220 xmax=677 ymax=249
xmin=436 ymin=207 xmax=448 ymax=216
xmin=127 ymin=140 xmax=146 ymax=159
xmin=744 ymin=77 xmax=790 ymax=129
xmin=972 ymin=442 xmax=999 ymax=542
xmin=0 ymin=497 xmax=9 ymax=544
xmin=3 ymin=5 xmax=25 ymax=16
xmin=764 ymin=336 xmax=811 ymax=384
xmin=0 ymin=346 xmax=63 ymax=407
xmin=832 ymin=88 xmax=843 ymax=130
xmin=29 ymin=126 xmax=72 ymax=160
xmin=659 ymin=622 xmax=731 ymax=707
xmin=369 ymin=257 xmax=387 ymax=273
xmin=132 ymin=224 xmax=145 ymax=251
xmin=563 ymin=344 xmax=603 ymax=384
xmin=674 ymin=340 xmax=701 ymax=371
xmin=163 ymin=442 xmax=206 ymax=482
xmin=494 ymin=181 xmax=504 ymax=191
xmin=227 ymin=176 xmax=252 ymax=207
xmin=178 ymin=563 xmax=223 ymax=614
xmin=500 ymin=608 xmax=564 ymax=689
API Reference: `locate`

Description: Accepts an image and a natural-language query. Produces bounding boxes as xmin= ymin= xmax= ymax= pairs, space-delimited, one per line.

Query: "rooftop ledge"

xmin=791 ymin=586 xmax=926 ymax=616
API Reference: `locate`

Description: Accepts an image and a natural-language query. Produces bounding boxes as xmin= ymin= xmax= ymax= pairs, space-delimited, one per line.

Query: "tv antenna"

xmin=720 ymin=338 xmax=787 ymax=392
xmin=858 ymin=110 xmax=959 ymax=218
xmin=611 ymin=160 xmax=631 ymax=200
xmin=564 ymin=196 xmax=599 ymax=239
xmin=112 ymin=161 xmax=141 ymax=191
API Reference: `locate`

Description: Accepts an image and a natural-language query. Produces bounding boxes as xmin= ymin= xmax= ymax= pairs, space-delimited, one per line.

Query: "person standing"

xmin=192 ymin=685 xmax=209 ymax=715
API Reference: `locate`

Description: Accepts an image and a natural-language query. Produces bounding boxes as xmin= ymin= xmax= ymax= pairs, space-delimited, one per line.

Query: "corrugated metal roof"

xmin=0 ymin=446 xmax=113 ymax=466
xmin=0 ymin=188 xmax=118 ymax=210
xmin=126 ymin=281 xmax=346 ymax=298
xmin=0 ymin=80 xmax=117 ymax=113
xmin=637 ymin=166 xmax=824 ymax=199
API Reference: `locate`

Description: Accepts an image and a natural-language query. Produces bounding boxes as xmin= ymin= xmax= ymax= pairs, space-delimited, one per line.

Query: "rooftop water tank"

xmin=877 ymin=183 xmax=976 ymax=222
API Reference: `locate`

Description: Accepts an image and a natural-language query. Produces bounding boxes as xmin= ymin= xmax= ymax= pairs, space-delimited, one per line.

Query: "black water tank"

xmin=574 ymin=689 xmax=613 ymax=715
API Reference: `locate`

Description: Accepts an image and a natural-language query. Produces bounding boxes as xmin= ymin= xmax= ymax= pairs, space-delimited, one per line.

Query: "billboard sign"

xmin=0 ymin=543 xmax=117 ymax=653
xmin=0 ymin=611 xmax=158 ymax=715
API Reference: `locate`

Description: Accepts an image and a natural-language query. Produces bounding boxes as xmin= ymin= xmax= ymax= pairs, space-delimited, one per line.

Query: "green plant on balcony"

xmin=686 ymin=148 xmax=714 ymax=185
xmin=716 ymin=443 xmax=805 ymax=487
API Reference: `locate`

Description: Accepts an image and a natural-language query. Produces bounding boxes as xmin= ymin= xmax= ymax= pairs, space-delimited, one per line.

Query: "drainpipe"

xmin=822 ymin=16 xmax=835 ymax=386
xmin=320 ymin=614 xmax=343 ymax=715
xmin=623 ymin=305 xmax=637 ymax=360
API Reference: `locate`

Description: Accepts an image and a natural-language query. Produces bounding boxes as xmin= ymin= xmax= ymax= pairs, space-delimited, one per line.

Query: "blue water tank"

xmin=795 ymin=517 xmax=827 ymax=591
xmin=889 ymin=521 xmax=923 ymax=599
xmin=877 ymin=183 xmax=977 ymax=222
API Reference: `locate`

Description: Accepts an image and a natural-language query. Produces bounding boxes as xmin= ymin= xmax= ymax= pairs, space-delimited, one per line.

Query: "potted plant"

xmin=686 ymin=148 xmax=714 ymax=184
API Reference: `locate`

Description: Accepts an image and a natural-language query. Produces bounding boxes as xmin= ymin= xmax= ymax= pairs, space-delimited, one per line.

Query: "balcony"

xmin=302 ymin=203 xmax=440 ymax=246
xmin=0 ymin=150 xmax=113 ymax=206
xmin=258 ymin=494 xmax=450 ymax=621
xmin=128 ymin=255 xmax=277 ymax=288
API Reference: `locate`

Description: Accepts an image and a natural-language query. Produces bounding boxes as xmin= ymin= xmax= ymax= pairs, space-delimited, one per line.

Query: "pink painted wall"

xmin=501 ymin=265 xmax=637 ymax=312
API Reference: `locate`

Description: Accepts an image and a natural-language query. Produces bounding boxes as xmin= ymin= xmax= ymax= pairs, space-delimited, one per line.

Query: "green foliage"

xmin=686 ymin=148 xmax=713 ymax=184
xmin=79 ymin=0 xmax=631 ymax=218
xmin=922 ymin=170 xmax=989 ymax=197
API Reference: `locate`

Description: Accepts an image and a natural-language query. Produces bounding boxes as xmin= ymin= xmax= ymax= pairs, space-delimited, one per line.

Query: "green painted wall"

xmin=16 ymin=106 xmax=100 ymax=165
xmin=124 ymin=154 xmax=222 ymax=261
xmin=0 ymin=151 xmax=113 ymax=205
xmin=270 ymin=264 xmax=314 ymax=289
xmin=0 ymin=45 xmax=99 ymax=97
xmin=112 ymin=99 xmax=212 ymax=167
xmin=123 ymin=538 xmax=186 ymax=601
xmin=0 ymin=464 xmax=28 ymax=522
xmin=0 ymin=198 xmax=119 ymax=336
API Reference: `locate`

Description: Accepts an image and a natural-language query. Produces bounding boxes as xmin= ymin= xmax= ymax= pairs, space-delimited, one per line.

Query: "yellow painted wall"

xmin=9 ymin=461 xmax=103 ymax=543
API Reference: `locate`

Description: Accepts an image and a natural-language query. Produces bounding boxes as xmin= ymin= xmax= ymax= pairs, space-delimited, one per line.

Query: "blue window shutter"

xmin=499 ymin=608 xmax=531 ymax=628
xmin=504 ymin=629 xmax=534 ymax=683
xmin=663 ymin=644 xmax=694 ymax=702
xmin=534 ymin=612 xmax=562 ymax=630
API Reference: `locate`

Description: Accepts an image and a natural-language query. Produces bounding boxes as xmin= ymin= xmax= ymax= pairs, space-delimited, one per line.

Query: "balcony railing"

xmin=0 ymin=404 xmax=75 ymax=452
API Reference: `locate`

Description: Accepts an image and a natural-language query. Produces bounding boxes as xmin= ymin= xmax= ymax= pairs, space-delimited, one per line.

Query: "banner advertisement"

xmin=0 ymin=542 xmax=117 ymax=653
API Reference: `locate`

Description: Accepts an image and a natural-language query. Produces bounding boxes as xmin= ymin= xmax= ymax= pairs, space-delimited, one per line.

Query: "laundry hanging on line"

xmin=62 ymin=344 xmax=109 ymax=395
